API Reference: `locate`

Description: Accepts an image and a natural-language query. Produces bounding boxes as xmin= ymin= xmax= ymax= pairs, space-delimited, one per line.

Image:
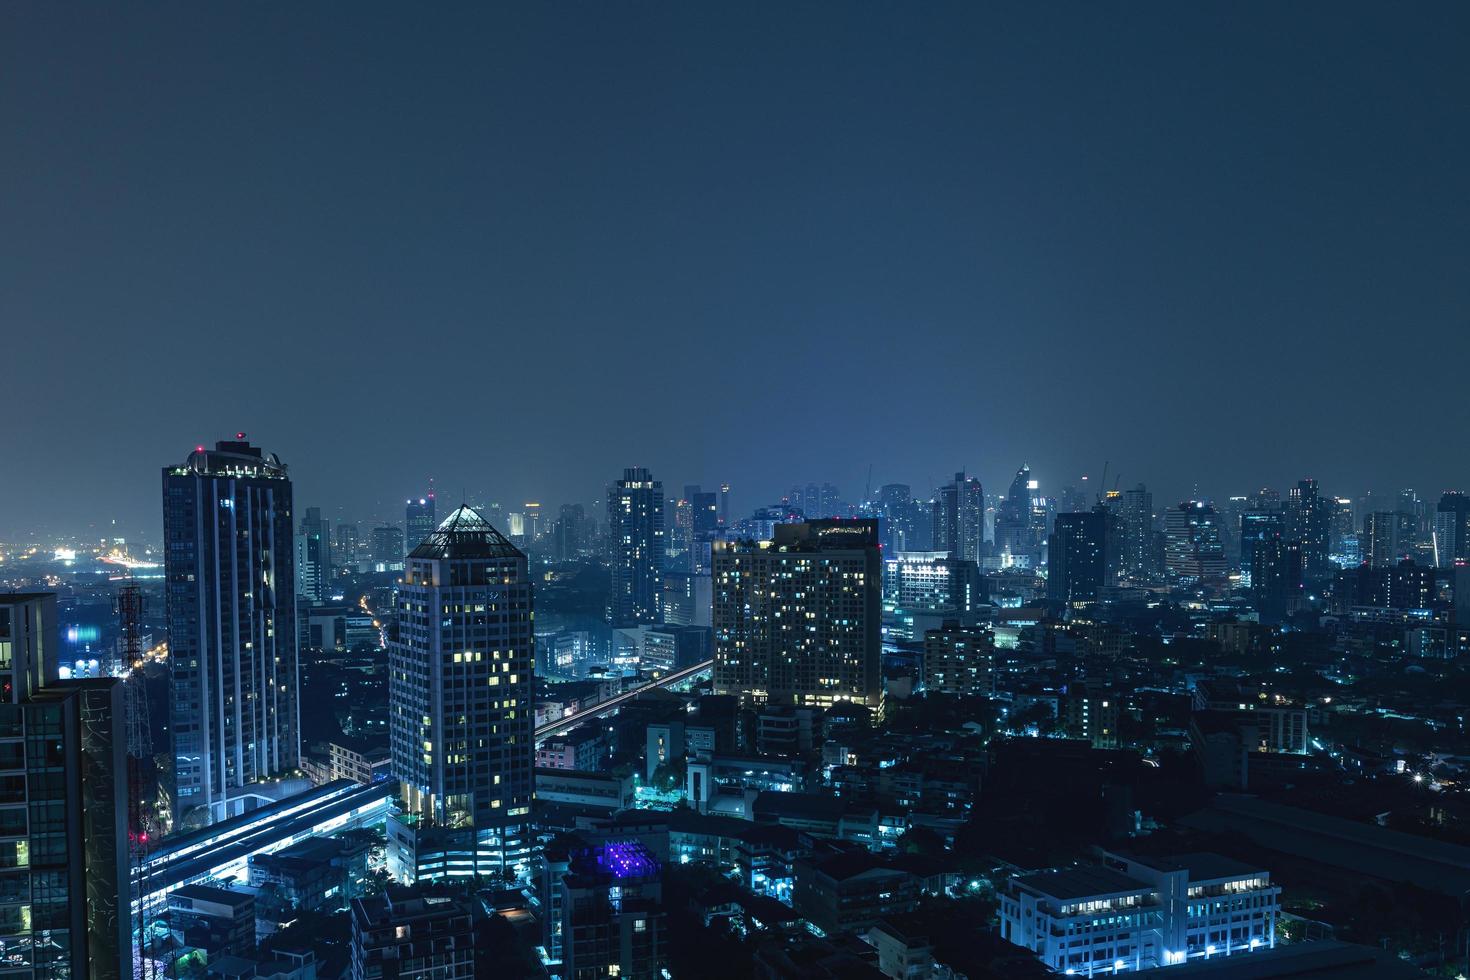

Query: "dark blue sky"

xmin=2 ymin=4 xmax=1467 ymax=539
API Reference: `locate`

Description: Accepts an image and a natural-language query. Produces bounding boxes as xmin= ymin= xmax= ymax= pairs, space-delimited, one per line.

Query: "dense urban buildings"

xmin=7 ymin=9 xmax=1468 ymax=976
xmin=162 ymin=437 xmax=300 ymax=827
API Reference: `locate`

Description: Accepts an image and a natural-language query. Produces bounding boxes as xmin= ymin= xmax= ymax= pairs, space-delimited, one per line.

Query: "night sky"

xmin=3 ymin=4 xmax=1467 ymax=540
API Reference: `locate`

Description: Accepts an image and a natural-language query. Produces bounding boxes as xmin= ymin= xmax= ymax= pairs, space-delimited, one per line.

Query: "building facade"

xmin=608 ymin=468 xmax=666 ymax=627
xmin=1000 ymin=852 xmax=1279 ymax=975
xmin=0 ymin=593 xmax=131 ymax=980
xmin=163 ymin=437 xmax=299 ymax=826
xmin=1048 ymin=512 xmax=1107 ymax=604
xmin=931 ymin=472 xmax=984 ymax=563
xmin=713 ymin=520 xmax=882 ymax=708
xmin=389 ymin=505 xmax=534 ymax=874
xmin=922 ymin=621 xmax=995 ymax=697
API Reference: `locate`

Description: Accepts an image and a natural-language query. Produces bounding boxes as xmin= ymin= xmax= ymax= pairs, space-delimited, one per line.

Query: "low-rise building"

xmin=999 ymin=852 xmax=1279 ymax=974
xmin=350 ymin=889 xmax=474 ymax=980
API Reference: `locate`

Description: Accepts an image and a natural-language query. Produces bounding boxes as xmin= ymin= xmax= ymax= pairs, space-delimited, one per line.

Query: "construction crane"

xmin=117 ymin=582 xmax=158 ymax=980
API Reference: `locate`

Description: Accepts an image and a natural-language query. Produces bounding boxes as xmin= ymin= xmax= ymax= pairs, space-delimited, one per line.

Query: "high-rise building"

xmin=553 ymin=503 xmax=590 ymax=561
xmin=995 ymin=465 xmax=1046 ymax=567
xmin=336 ymin=522 xmax=361 ymax=570
xmin=389 ymin=506 xmax=534 ymax=872
xmin=1119 ymin=484 xmax=1155 ymax=582
xmin=1047 ymin=512 xmax=1107 ymax=604
xmin=1330 ymin=498 xmax=1358 ymax=567
xmin=1251 ymin=538 xmax=1304 ymax=621
xmin=789 ymin=482 xmax=844 ymax=520
xmin=876 ymin=483 xmax=918 ymax=553
xmin=371 ymin=525 xmax=404 ymax=565
xmin=0 ymin=593 xmax=131 ymax=980
xmin=1363 ymin=511 xmax=1413 ymax=567
xmin=923 ymin=621 xmax=995 ymax=697
xmin=1163 ymin=501 xmax=1227 ymax=584
xmin=296 ymin=505 xmax=331 ymax=603
xmin=1287 ymin=479 xmax=1332 ymax=581
xmin=163 ymin=437 xmax=298 ymax=826
xmin=1434 ymin=491 xmax=1470 ymax=568
xmin=405 ymin=492 xmax=436 ymax=555
xmin=607 ymin=467 xmax=665 ymax=627
xmin=713 ymin=520 xmax=882 ymax=708
xmin=1239 ymin=509 xmax=1285 ymax=585
xmin=931 ymin=471 xmax=984 ymax=562
xmin=718 ymin=483 xmax=731 ymax=528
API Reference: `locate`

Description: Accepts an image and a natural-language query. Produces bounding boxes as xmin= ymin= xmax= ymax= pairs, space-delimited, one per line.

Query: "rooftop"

xmin=408 ymin=504 xmax=523 ymax=560
xmin=1012 ymin=866 xmax=1150 ymax=901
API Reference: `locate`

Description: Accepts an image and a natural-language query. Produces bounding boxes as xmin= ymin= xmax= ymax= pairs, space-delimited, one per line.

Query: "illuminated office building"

xmin=883 ymin=552 xmax=982 ymax=615
xmin=1434 ymin=491 xmax=1470 ymax=568
xmin=713 ymin=520 xmax=881 ymax=708
xmin=607 ymin=467 xmax=665 ymax=627
xmin=995 ymin=464 xmax=1046 ymax=567
xmin=931 ymin=471 xmax=984 ymax=562
xmin=1047 ymin=512 xmax=1107 ymax=604
xmin=1000 ymin=852 xmax=1279 ymax=974
xmin=0 ymin=592 xmax=131 ymax=980
xmin=405 ymin=492 xmax=436 ymax=556
xmin=1287 ymin=479 xmax=1332 ymax=581
xmin=1164 ymin=501 xmax=1227 ymax=584
xmin=296 ymin=505 xmax=330 ymax=603
xmin=389 ymin=506 xmax=534 ymax=876
xmin=1119 ymin=484 xmax=1155 ymax=581
xmin=163 ymin=437 xmax=299 ymax=827
xmin=1238 ymin=509 xmax=1284 ymax=585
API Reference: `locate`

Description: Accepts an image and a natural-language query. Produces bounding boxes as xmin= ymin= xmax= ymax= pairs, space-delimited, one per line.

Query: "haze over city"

xmin=3 ymin=3 xmax=1468 ymax=539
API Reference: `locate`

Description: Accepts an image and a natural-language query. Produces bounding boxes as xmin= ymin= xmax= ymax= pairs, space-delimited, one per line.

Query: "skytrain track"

xmin=535 ymin=658 xmax=714 ymax=741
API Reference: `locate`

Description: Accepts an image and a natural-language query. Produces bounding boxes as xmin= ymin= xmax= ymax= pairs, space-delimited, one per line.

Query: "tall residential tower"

xmin=607 ymin=467 xmax=665 ymax=626
xmin=163 ymin=437 xmax=298 ymax=827
xmin=388 ymin=506 xmax=534 ymax=874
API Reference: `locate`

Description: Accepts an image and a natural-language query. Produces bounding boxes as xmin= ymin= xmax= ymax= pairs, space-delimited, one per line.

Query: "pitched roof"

xmin=408 ymin=504 xmax=523 ymax=560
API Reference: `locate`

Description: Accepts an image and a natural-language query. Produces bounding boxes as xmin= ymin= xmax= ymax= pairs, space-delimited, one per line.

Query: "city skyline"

xmin=3 ymin=3 xmax=1468 ymax=538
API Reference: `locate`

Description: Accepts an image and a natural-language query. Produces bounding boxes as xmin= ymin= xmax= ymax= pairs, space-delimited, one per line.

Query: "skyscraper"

xmin=553 ymin=503 xmax=590 ymax=561
xmin=0 ymin=593 xmax=131 ymax=979
xmin=1239 ymin=508 xmax=1285 ymax=585
xmin=931 ymin=471 xmax=984 ymax=562
xmin=405 ymin=492 xmax=436 ymax=555
xmin=389 ymin=506 xmax=534 ymax=871
xmin=1287 ymin=479 xmax=1332 ymax=581
xmin=163 ymin=437 xmax=298 ymax=826
xmin=296 ymin=505 xmax=330 ymax=602
xmin=1434 ymin=491 xmax=1470 ymax=568
xmin=1120 ymin=484 xmax=1155 ymax=582
xmin=1251 ymin=538 xmax=1304 ymax=622
xmin=1047 ymin=512 xmax=1107 ymax=604
xmin=607 ymin=467 xmax=665 ymax=626
xmin=995 ymin=464 xmax=1045 ymax=567
xmin=1164 ymin=501 xmax=1227 ymax=584
xmin=371 ymin=525 xmax=404 ymax=565
xmin=1363 ymin=511 xmax=1412 ymax=567
xmin=712 ymin=520 xmax=881 ymax=708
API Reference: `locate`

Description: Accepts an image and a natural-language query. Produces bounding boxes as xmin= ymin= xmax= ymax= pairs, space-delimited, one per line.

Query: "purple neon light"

xmin=596 ymin=840 xmax=658 ymax=880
